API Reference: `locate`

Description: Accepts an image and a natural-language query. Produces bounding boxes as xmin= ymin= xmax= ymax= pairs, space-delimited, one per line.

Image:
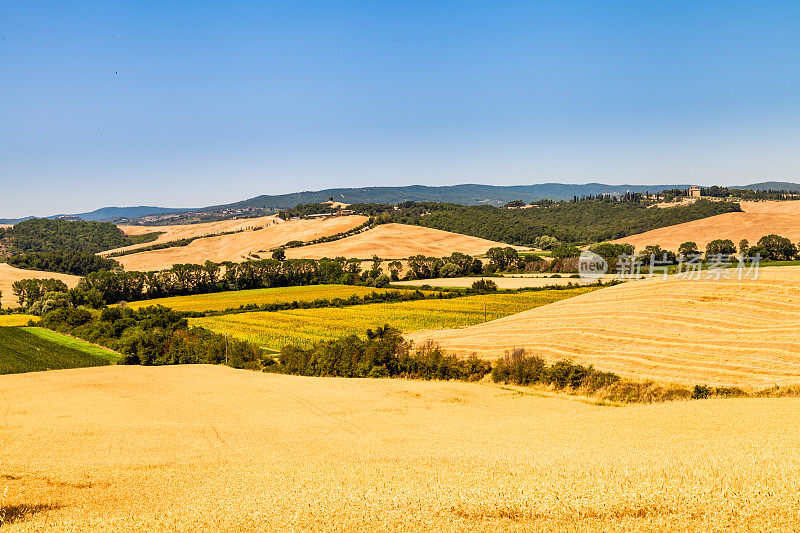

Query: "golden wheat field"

xmin=191 ymin=287 xmax=597 ymax=349
xmin=2 ymin=364 xmax=800 ymax=532
xmin=112 ymin=215 xmax=368 ymax=271
xmin=284 ymin=222 xmax=520 ymax=259
xmin=127 ymin=285 xmax=406 ymax=312
xmin=0 ymin=263 xmax=81 ymax=309
xmin=408 ymin=266 xmax=800 ymax=388
xmin=613 ymin=200 xmax=800 ymax=251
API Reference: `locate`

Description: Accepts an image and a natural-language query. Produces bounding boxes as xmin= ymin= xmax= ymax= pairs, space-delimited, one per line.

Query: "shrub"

xmin=471 ymin=279 xmax=498 ymax=294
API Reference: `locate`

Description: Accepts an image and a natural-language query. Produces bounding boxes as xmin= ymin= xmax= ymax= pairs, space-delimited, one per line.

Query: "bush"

xmin=471 ymin=279 xmax=498 ymax=293
xmin=691 ymin=384 xmax=713 ymax=399
xmin=491 ymin=348 xmax=619 ymax=392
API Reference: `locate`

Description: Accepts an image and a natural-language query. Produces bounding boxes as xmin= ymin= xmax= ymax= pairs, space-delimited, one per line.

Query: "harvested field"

xmin=2 ymin=364 xmax=800 ymax=531
xmin=613 ymin=200 xmax=800 ymax=251
xmin=113 ymin=216 xmax=368 ymax=271
xmin=392 ymin=275 xmax=616 ymax=289
xmin=0 ymin=263 xmax=81 ymax=309
xmin=191 ymin=287 xmax=597 ymax=349
xmin=109 ymin=216 xmax=283 ymax=254
xmin=127 ymin=285 xmax=405 ymax=313
xmin=408 ymin=266 xmax=800 ymax=387
xmin=285 ymin=223 xmax=520 ymax=259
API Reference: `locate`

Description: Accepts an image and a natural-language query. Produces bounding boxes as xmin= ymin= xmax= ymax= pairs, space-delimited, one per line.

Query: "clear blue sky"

xmin=2 ymin=1 xmax=799 ymax=217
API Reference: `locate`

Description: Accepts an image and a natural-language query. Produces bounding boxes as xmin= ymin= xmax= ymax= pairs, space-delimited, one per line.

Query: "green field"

xmin=191 ymin=287 xmax=598 ymax=349
xmin=0 ymin=314 xmax=38 ymax=327
xmin=0 ymin=327 xmax=120 ymax=375
xmin=127 ymin=285 xmax=406 ymax=312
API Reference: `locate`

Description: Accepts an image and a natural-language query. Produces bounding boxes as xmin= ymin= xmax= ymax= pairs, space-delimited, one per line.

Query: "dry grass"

xmin=2 ymin=365 xmax=800 ymax=531
xmin=613 ymin=200 xmax=800 ymax=251
xmin=113 ymin=216 xmax=368 ymax=271
xmin=0 ymin=263 xmax=81 ymax=309
xmin=285 ymin=223 xmax=521 ymax=259
xmin=190 ymin=288 xmax=596 ymax=349
xmin=408 ymin=266 xmax=800 ymax=387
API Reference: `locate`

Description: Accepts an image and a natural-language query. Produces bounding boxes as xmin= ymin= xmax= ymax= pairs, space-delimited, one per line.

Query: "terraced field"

xmin=409 ymin=266 xmax=800 ymax=387
xmin=191 ymin=287 xmax=598 ymax=349
xmin=0 ymin=326 xmax=119 ymax=375
xmin=3 ymin=365 xmax=800 ymax=532
xmin=128 ymin=285 xmax=406 ymax=312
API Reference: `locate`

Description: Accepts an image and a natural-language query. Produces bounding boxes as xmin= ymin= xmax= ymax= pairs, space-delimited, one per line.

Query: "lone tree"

xmin=271 ymin=248 xmax=286 ymax=260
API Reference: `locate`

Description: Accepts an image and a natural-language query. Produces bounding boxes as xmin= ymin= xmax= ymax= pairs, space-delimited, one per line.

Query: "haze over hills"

xmin=0 ymin=206 xmax=187 ymax=225
xmin=2 ymin=182 xmax=798 ymax=224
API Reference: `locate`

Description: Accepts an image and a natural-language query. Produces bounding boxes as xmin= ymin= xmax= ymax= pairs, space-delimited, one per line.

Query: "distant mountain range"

xmin=0 ymin=206 xmax=188 ymax=225
xmin=2 ymin=182 xmax=798 ymax=224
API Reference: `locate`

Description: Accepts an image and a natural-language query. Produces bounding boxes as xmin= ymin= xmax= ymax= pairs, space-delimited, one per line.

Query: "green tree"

xmin=738 ymin=239 xmax=749 ymax=254
xmin=705 ymin=239 xmax=736 ymax=261
xmin=271 ymin=248 xmax=286 ymax=260
xmin=757 ymin=234 xmax=798 ymax=261
xmin=678 ymin=241 xmax=700 ymax=258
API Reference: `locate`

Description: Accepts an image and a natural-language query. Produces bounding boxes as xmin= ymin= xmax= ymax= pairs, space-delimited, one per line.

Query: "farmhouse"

xmin=689 ymin=186 xmax=701 ymax=198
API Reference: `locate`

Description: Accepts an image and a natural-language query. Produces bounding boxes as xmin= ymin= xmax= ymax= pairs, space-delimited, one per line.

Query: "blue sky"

xmin=2 ymin=1 xmax=799 ymax=217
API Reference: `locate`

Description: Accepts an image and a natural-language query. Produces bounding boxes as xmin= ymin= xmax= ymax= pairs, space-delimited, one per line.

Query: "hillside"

xmin=285 ymin=223 xmax=517 ymax=259
xmin=408 ymin=266 xmax=800 ymax=387
xmin=365 ymin=199 xmax=741 ymax=246
xmin=612 ymin=201 xmax=800 ymax=251
xmin=113 ymin=215 xmax=368 ymax=271
xmin=1 ymin=364 xmax=799 ymax=531
xmin=0 ymin=327 xmax=118 ymax=374
xmin=0 ymin=263 xmax=81 ymax=308
xmin=108 ymin=215 xmax=282 ymax=255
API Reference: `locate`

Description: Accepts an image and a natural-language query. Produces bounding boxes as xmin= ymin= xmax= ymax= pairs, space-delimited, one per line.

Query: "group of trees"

xmin=41 ymin=305 xmax=263 ymax=368
xmin=0 ymin=218 xmax=130 ymax=275
xmin=491 ymin=348 xmax=620 ymax=392
xmin=6 ymin=251 xmax=120 ymax=276
xmin=0 ymin=218 xmax=131 ymax=254
xmin=271 ymin=326 xmax=491 ymax=381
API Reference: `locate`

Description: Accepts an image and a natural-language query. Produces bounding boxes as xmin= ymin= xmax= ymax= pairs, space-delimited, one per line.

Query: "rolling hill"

xmin=612 ymin=201 xmax=800 ymax=251
xmin=112 ymin=215 xmax=368 ymax=271
xmin=407 ymin=266 xmax=800 ymax=387
xmin=1 ymin=364 xmax=799 ymax=531
xmin=285 ymin=223 xmax=519 ymax=259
